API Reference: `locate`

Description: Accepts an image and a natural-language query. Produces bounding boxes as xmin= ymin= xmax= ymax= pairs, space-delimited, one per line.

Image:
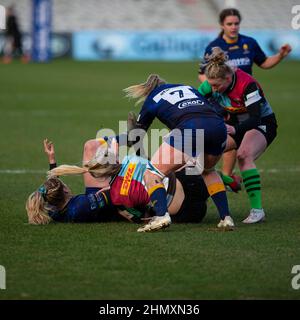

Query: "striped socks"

xmin=241 ymin=168 xmax=262 ymax=209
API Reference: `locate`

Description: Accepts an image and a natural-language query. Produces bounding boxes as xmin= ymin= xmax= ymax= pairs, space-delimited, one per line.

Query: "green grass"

xmin=0 ymin=60 xmax=300 ymax=299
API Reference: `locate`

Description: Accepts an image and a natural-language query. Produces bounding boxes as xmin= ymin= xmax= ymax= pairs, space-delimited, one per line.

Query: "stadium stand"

xmin=0 ymin=0 xmax=295 ymax=32
xmin=212 ymin=0 xmax=295 ymax=29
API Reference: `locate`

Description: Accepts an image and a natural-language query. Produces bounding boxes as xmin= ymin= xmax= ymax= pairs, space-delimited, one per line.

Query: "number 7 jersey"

xmin=136 ymin=84 xmax=222 ymax=131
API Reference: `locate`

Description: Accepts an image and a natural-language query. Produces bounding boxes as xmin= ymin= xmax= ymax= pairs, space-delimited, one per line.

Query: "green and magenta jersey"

xmin=110 ymin=154 xmax=161 ymax=208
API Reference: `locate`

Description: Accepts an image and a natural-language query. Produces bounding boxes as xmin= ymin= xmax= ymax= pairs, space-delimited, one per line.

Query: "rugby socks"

xmin=207 ymin=182 xmax=230 ymax=220
xmin=220 ymin=173 xmax=234 ymax=185
xmin=148 ymin=184 xmax=168 ymax=217
xmin=241 ymin=168 xmax=262 ymax=209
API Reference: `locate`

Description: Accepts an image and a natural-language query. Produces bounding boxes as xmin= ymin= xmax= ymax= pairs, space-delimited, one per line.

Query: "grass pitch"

xmin=0 ymin=60 xmax=300 ymax=299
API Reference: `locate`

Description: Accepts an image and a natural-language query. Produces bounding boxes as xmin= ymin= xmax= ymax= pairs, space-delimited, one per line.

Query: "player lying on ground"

xmin=26 ymin=139 xmax=209 ymax=226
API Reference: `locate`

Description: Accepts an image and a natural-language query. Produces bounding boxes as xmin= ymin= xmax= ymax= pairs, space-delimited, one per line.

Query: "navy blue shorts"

xmin=165 ymin=116 xmax=227 ymax=157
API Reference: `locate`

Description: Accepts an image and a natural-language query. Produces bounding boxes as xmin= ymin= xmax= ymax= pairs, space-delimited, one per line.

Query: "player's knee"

xmin=237 ymin=148 xmax=252 ymax=163
xmin=144 ymin=170 xmax=162 ymax=189
xmin=84 ymin=139 xmax=98 ymax=154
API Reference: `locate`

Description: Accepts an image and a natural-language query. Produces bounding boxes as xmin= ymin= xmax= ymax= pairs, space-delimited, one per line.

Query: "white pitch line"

xmin=0 ymin=169 xmax=46 ymax=174
xmin=259 ymin=168 xmax=300 ymax=173
xmin=0 ymin=168 xmax=300 ymax=174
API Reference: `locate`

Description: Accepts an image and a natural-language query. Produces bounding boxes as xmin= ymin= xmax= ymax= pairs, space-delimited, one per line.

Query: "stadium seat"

xmin=0 ymin=0 xmax=294 ymax=32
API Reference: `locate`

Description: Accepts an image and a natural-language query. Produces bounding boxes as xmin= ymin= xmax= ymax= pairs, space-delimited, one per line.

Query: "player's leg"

xmin=237 ymin=129 xmax=267 ymax=223
xmin=82 ymin=139 xmax=111 ymax=189
xmin=202 ymin=154 xmax=234 ymax=229
xmin=221 ymin=137 xmax=242 ymax=193
xmin=222 ymin=150 xmax=237 ymax=176
xmin=137 ymin=142 xmax=184 ymax=232
xmin=202 ymin=121 xmax=235 ymax=229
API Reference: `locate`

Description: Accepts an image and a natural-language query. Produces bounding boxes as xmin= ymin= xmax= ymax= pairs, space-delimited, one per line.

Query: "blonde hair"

xmin=48 ymin=157 xmax=121 ymax=180
xmin=48 ymin=141 xmax=121 ymax=179
xmin=26 ymin=177 xmax=68 ymax=225
xmin=201 ymin=47 xmax=233 ymax=79
xmin=123 ymin=74 xmax=166 ymax=105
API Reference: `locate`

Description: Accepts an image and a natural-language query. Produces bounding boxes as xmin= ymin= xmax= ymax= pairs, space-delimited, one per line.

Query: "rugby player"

xmin=25 ymin=139 xmax=209 ymax=227
xmin=198 ymin=8 xmax=291 ymax=189
xmin=123 ymin=74 xmax=234 ymax=231
xmin=198 ymin=47 xmax=277 ymax=224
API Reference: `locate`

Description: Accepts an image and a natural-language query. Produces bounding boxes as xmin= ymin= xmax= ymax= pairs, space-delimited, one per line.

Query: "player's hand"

xmin=43 ymin=138 xmax=56 ymax=162
xmin=127 ymin=111 xmax=137 ymax=132
xmin=279 ymin=44 xmax=292 ymax=59
xmin=226 ymin=124 xmax=236 ymax=136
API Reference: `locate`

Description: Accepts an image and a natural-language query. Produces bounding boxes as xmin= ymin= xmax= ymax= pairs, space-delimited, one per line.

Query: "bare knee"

xmin=84 ymin=139 xmax=98 ymax=154
xmin=237 ymin=148 xmax=253 ymax=165
xmin=83 ymin=140 xmax=100 ymax=163
xmin=144 ymin=170 xmax=163 ymax=189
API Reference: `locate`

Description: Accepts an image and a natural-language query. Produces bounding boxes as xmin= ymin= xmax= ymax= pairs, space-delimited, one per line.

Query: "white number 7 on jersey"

xmin=153 ymin=86 xmax=198 ymax=105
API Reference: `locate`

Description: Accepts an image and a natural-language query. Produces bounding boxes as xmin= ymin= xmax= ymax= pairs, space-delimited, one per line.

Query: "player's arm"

xmin=98 ymin=112 xmax=139 ymax=158
xmin=43 ymin=139 xmax=57 ymax=170
xmin=115 ymin=111 xmax=139 ymax=148
xmin=135 ymin=101 xmax=156 ymax=132
xmin=258 ymin=43 xmax=292 ymax=69
xmin=231 ymin=82 xmax=262 ymax=136
xmin=198 ymin=80 xmax=213 ymax=97
xmin=104 ymin=105 xmax=153 ymax=151
xmin=126 ymin=102 xmax=156 ymax=157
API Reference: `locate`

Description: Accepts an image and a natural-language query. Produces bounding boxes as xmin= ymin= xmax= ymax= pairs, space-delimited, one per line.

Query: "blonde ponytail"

xmin=48 ymin=165 xmax=88 ymax=177
xmin=123 ymin=74 xmax=166 ymax=105
xmin=48 ymin=162 xmax=121 ymax=180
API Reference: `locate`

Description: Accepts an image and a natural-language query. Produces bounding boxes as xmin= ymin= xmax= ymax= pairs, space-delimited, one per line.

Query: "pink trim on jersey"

xmin=225 ymin=69 xmax=264 ymax=114
xmin=110 ymin=176 xmax=150 ymax=208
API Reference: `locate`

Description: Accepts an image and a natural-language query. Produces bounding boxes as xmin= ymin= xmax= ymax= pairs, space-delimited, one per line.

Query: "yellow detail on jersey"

xmin=120 ymin=163 xmax=136 ymax=196
xmin=243 ymin=43 xmax=249 ymax=50
xmin=224 ymin=37 xmax=238 ymax=44
xmin=101 ymin=192 xmax=108 ymax=204
xmin=229 ymin=45 xmax=239 ymax=50
xmin=224 ymin=105 xmax=247 ymax=114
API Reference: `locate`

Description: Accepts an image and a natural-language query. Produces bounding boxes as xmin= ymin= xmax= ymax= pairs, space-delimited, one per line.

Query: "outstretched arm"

xmin=260 ymin=44 xmax=292 ymax=69
xmin=43 ymin=139 xmax=57 ymax=169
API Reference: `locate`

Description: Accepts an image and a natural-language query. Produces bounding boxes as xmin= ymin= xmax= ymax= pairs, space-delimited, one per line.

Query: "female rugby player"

xmin=199 ymin=47 xmax=277 ymax=224
xmin=123 ymin=74 xmax=234 ymax=231
xmin=26 ymin=139 xmax=209 ymax=227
